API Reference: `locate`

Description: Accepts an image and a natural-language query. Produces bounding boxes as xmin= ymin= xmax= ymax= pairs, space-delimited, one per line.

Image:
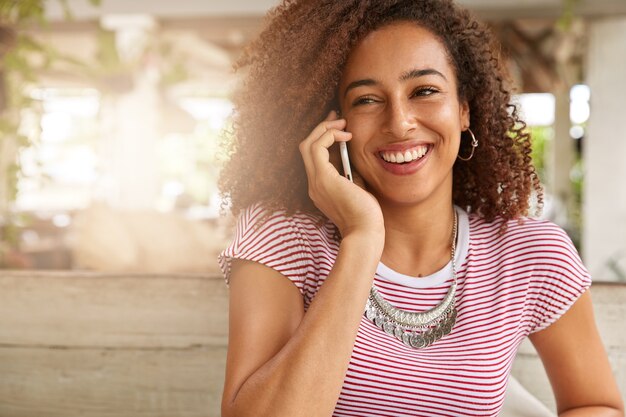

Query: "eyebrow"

xmin=400 ymin=68 xmax=447 ymax=82
xmin=343 ymin=68 xmax=447 ymax=98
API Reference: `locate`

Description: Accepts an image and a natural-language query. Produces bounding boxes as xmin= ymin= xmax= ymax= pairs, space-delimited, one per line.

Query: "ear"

xmin=459 ymin=100 xmax=470 ymax=130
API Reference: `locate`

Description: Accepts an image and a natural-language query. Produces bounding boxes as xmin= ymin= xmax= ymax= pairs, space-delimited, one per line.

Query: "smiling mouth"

xmin=379 ymin=145 xmax=430 ymax=164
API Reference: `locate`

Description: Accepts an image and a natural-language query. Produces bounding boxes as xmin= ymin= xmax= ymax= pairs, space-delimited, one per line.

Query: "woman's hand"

xmin=299 ymin=111 xmax=385 ymax=241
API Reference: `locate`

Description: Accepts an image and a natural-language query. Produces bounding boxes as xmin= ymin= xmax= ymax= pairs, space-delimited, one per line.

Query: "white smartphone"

xmin=339 ymin=141 xmax=353 ymax=183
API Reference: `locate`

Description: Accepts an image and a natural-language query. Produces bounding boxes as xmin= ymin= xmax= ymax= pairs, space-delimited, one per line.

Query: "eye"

xmin=352 ymin=95 xmax=378 ymax=106
xmin=411 ymin=86 xmax=439 ymax=97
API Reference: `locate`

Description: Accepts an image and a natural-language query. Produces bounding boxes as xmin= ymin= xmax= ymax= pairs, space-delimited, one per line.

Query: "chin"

xmin=374 ymin=190 xmax=431 ymax=207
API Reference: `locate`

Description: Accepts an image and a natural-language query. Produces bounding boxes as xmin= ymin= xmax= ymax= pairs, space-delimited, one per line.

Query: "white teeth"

xmin=380 ymin=145 xmax=428 ymax=164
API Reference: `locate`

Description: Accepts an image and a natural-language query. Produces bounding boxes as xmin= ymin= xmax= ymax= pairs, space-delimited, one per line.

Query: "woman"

xmin=218 ymin=1 xmax=624 ymax=416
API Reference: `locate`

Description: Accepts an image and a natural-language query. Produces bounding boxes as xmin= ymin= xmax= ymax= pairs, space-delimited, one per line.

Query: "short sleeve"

xmin=523 ymin=224 xmax=592 ymax=334
xmin=218 ymin=203 xmax=311 ymax=295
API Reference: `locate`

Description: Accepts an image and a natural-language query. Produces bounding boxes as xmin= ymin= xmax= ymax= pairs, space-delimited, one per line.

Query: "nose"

xmin=381 ymin=99 xmax=417 ymax=139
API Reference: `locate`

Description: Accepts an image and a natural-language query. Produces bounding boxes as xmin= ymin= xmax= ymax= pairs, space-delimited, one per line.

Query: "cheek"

xmin=345 ymin=120 xmax=377 ymax=165
xmin=343 ymin=124 xmax=374 ymax=175
xmin=346 ymin=134 xmax=369 ymax=162
xmin=424 ymin=102 xmax=461 ymax=126
xmin=345 ymin=114 xmax=378 ymax=141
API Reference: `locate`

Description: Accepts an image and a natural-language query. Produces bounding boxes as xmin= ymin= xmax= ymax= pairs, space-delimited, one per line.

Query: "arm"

xmin=529 ymin=290 xmax=624 ymax=417
xmin=222 ymin=112 xmax=385 ymax=417
xmin=222 ymin=231 xmax=382 ymax=417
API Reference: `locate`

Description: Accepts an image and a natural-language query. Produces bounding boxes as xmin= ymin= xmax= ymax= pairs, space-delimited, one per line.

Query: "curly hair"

xmin=219 ymin=0 xmax=542 ymax=225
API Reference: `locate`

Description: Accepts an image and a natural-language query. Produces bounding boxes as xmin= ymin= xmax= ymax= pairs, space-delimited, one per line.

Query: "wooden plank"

xmin=0 ymin=346 xmax=225 ymax=417
xmin=590 ymin=284 xmax=626 ymax=349
xmin=0 ymin=272 xmax=228 ymax=348
xmin=0 ymin=271 xmax=228 ymax=417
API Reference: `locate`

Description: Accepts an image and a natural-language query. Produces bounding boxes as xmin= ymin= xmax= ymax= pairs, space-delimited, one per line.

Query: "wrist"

xmin=340 ymin=229 xmax=385 ymax=256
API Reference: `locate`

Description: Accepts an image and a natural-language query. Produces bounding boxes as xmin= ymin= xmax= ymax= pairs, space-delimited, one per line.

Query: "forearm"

xmin=225 ymin=232 xmax=383 ymax=417
xmin=559 ymin=406 xmax=624 ymax=417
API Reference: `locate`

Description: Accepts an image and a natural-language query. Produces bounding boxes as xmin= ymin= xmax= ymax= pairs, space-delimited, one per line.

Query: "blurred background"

xmin=1 ymin=2 xmax=625 ymax=416
xmin=0 ymin=0 xmax=625 ymax=282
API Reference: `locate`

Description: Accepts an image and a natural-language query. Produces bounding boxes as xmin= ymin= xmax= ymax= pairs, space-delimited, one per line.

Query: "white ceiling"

xmin=45 ymin=0 xmax=626 ymax=21
xmin=45 ymin=0 xmax=280 ymax=20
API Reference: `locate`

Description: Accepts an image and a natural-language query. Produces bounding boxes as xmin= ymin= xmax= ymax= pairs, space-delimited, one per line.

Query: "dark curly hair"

xmin=219 ymin=0 xmax=542 ymax=225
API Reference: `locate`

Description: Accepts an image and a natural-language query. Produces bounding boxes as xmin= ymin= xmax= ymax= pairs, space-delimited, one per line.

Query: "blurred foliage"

xmin=569 ymin=134 xmax=584 ymax=250
xmin=557 ymin=0 xmax=582 ymax=31
xmin=87 ymin=26 xmax=190 ymax=93
xmin=529 ymin=125 xmax=551 ymax=184
xmin=95 ymin=29 xmax=123 ymax=72
xmin=529 ymin=124 xmax=583 ymax=249
xmin=0 ymin=0 xmax=101 ymax=25
xmin=157 ymin=41 xmax=189 ymax=88
xmin=0 ymin=0 xmax=100 ymax=267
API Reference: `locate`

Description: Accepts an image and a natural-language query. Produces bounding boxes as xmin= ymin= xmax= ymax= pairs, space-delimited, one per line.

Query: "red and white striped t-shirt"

xmin=219 ymin=203 xmax=591 ymax=417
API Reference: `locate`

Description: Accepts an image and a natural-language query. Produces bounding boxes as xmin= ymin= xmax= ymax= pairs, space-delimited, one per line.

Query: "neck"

xmin=379 ymin=195 xmax=456 ymax=278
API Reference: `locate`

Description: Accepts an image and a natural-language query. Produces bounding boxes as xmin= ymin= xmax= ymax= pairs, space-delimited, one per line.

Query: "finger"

xmin=300 ymin=122 xmax=349 ymax=176
xmin=300 ymin=114 xmax=347 ymax=183
xmin=302 ymin=118 xmax=346 ymax=148
xmin=312 ymin=127 xmax=352 ymax=149
xmin=310 ymin=129 xmax=352 ymax=172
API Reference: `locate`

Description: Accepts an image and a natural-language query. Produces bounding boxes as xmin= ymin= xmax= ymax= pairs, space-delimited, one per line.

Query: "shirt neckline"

xmin=375 ymin=206 xmax=469 ymax=289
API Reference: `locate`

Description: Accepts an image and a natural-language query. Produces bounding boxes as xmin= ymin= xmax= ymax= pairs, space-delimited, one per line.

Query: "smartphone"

xmin=339 ymin=141 xmax=353 ymax=183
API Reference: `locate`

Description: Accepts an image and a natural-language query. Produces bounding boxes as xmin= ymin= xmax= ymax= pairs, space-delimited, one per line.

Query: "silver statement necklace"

xmin=364 ymin=211 xmax=458 ymax=349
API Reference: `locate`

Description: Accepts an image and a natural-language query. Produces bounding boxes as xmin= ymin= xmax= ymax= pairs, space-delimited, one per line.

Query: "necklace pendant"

xmin=363 ymin=210 xmax=460 ymax=350
xmin=410 ymin=333 xmax=426 ymax=349
xmin=401 ymin=331 xmax=412 ymax=347
xmin=383 ymin=320 xmax=395 ymax=336
xmin=366 ymin=304 xmax=459 ymax=350
xmin=422 ymin=330 xmax=433 ymax=347
xmin=365 ymin=303 xmax=378 ymax=322
xmin=394 ymin=325 xmax=404 ymax=339
xmin=442 ymin=311 xmax=455 ymax=335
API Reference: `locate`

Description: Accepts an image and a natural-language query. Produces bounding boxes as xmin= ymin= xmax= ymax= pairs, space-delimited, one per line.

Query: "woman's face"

xmin=338 ymin=21 xmax=469 ymax=209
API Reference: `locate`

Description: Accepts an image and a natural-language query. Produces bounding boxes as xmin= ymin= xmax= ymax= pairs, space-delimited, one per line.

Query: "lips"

xmin=379 ymin=144 xmax=428 ymax=164
xmin=375 ymin=143 xmax=432 ymax=175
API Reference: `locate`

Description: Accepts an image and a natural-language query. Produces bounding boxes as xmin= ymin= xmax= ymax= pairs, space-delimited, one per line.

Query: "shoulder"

xmin=467 ymin=214 xmax=588 ymax=276
xmin=219 ymin=203 xmax=337 ymax=284
xmin=236 ymin=202 xmax=335 ymax=245
xmin=469 ymin=214 xmax=576 ymax=254
xmin=467 ymin=214 xmax=591 ymax=333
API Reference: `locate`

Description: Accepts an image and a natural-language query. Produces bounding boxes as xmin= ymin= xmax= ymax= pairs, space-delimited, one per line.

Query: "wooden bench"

xmin=0 ymin=271 xmax=623 ymax=416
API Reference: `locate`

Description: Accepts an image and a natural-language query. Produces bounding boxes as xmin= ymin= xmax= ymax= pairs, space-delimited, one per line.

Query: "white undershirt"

xmin=375 ymin=206 xmax=470 ymax=289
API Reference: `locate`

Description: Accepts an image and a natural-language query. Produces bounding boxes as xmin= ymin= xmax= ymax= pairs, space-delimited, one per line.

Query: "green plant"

xmin=529 ymin=125 xmax=551 ymax=184
xmin=0 ymin=0 xmax=100 ymax=267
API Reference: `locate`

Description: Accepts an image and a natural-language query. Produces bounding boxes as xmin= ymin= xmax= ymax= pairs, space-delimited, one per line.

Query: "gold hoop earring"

xmin=457 ymin=128 xmax=478 ymax=161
